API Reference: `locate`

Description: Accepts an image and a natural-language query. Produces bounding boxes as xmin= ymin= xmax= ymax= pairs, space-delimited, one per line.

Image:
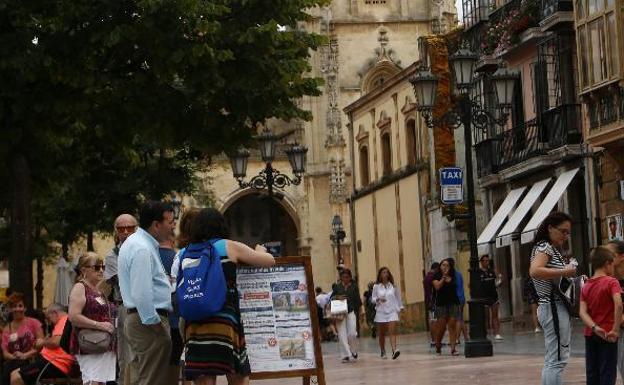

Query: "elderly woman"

xmin=331 ymin=268 xmax=362 ymax=363
xmin=68 ymin=252 xmax=116 ymax=385
xmin=1 ymin=293 xmax=44 ymax=385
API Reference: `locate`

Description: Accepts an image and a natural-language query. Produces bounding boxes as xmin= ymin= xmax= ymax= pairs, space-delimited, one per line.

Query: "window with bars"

xmin=463 ymin=0 xmax=491 ymax=29
xmin=575 ymin=0 xmax=619 ymax=90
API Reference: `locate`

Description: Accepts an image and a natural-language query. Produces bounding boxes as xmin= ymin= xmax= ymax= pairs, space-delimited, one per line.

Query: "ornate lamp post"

xmin=228 ymin=129 xmax=308 ymax=240
xmin=410 ymin=42 xmax=518 ymax=358
xmin=330 ymin=214 xmax=346 ymax=266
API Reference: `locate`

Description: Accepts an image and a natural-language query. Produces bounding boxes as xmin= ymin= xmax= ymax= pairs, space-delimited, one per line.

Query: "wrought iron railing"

xmin=498 ymin=119 xmax=545 ymax=169
xmin=541 ymin=0 xmax=573 ymax=19
xmin=542 ymin=104 xmax=582 ymax=148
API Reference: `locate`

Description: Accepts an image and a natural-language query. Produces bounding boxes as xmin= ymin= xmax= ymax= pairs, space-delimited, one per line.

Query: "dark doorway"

xmin=223 ymin=193 xmax=298 ymax=256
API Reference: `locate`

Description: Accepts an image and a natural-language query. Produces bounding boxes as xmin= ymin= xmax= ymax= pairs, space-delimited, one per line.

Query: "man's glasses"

xmin=115 ymin=225 xmax=136 ymax=233
xmin=87 ymin=265 xmax=105 ymax=272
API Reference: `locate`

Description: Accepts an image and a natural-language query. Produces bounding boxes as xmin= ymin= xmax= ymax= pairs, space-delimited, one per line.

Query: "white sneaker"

xmin=534 ymin=327 xmax=542 ymax=333
xmin=494 ymin=334 xmax=503 ymax=341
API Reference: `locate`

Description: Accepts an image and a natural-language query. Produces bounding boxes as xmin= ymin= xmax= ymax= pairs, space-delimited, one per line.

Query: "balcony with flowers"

xmin=482 ymin=0 xmax=542 ymax=57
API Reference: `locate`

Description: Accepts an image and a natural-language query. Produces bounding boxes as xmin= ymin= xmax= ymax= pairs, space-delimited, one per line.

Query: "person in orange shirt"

xmin=10 ymin=304 xmax=76 ymax=385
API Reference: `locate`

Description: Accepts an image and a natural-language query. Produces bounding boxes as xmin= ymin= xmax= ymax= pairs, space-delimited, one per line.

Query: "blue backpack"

xmin=176 ymin=240 xmax=227 ymax=321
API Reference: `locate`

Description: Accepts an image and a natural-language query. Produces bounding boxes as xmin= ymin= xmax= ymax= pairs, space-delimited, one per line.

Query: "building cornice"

xmin=350 ymin=163 xmax=427 ymax=201
xmin=344 ymin=62 xmax=419 ymax=115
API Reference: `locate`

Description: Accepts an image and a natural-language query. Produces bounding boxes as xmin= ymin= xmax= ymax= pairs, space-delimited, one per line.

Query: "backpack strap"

xmin=550 ymin=281 xmax=562 ymax=361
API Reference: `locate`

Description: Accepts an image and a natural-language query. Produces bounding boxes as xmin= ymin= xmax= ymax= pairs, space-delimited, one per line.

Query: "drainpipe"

xmin=347 ymin=113 xmax=359 ymax=282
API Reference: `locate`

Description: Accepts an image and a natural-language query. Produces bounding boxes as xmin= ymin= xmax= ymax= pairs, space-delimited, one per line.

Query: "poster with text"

xmin=237 ymin=264 xmax=316 ymax=373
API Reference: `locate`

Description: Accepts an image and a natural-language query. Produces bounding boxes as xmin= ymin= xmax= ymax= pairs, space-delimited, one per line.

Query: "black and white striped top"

xmin=530 ymin=241 xmax=566 ymax=304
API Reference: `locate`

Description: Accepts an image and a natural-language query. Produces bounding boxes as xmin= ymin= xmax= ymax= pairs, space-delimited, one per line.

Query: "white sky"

xmin=455 ymin=0 xmax=464 ymax=22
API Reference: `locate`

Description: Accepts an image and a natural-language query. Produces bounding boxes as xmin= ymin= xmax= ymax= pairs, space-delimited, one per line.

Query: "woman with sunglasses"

xmin=68 ymin=252 xmax=116 ymax=385
xmin=529 ymin=211 xmax=577 ymax=385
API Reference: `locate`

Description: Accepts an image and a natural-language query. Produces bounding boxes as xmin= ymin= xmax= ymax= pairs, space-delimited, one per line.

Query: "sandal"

xmin=450 ymin=347 xmax=459 ymax=356
xmin=435 ymin=343 xmax=442 ymax=355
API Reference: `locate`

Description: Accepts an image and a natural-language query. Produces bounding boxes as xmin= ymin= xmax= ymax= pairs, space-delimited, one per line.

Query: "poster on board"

xmin=237 ymin=264 xmax=317 ymax=373
xmin=607 ymin=214 xmax=623 ymax=241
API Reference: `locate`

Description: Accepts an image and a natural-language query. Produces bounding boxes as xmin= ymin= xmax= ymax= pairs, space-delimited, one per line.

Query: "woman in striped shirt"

xmin=529 ymin=211 xmax=577 ymax=385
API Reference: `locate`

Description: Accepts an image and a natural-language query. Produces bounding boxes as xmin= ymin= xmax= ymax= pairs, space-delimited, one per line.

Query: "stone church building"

xmin=195 ymin=1 xmax=457 ymax=327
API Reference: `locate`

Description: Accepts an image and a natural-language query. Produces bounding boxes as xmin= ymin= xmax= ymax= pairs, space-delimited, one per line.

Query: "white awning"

xmin=496 ymin=178 xmax=552 ymax=248
xmin=477 ymin=187 xmax=527 ymax=245
xmin=520 ymin=168 xmax=580 ymax=244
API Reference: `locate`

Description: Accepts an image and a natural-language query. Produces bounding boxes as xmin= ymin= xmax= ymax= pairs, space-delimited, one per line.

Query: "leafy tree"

xmin=0 ymin=0 xmax=327 ymax=304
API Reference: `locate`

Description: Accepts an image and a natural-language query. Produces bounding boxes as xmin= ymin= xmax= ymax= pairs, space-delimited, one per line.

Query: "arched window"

xmin=381 ymin=133 xmax=392 ymax=176
xmin=406 ymin=119 xmax=418 ymax=166
xmin=359 ymin=146 xmax=370 ymax=186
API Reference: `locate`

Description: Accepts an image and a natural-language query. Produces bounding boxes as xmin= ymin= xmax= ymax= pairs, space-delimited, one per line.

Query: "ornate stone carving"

xmin=320 ymin=35 xmax=345 ymax=148
xmin=329 ymin=157 xmax=348 ymax=203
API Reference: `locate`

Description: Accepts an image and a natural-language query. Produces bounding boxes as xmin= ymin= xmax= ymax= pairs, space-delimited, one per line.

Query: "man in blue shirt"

xmin=119 ymin=201 xmax=176 ymax=385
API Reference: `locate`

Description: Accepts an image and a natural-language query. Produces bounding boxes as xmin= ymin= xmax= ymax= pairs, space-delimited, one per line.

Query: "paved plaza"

xmin=243 ymin=321 xmax=622 ymax=385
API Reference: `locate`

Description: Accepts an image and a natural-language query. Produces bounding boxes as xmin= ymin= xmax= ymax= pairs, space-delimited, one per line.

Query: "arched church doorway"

xmin=223 ymin=192 xmax=299 ymax=256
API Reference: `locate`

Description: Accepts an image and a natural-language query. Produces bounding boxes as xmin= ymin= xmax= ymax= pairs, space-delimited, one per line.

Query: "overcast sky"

xmin=455 ymin=0 xmax=463 ymax=22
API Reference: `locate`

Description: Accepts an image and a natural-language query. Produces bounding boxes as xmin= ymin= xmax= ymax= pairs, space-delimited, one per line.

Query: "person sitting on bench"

xmin=10 ymin=304 xmax=76 ymax=385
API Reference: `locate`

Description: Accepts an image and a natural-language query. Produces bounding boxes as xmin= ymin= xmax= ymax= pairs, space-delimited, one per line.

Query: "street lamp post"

xmin=330 ymin=214 xmax=346 ymax=266
xmin=228 ymin=129 xmax=308 ymax=241
xmin=410 ymin=42 xmax=518 ymax=358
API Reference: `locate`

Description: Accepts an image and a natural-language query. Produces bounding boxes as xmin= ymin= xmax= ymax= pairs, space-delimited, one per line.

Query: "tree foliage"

xmin=0 ymin=0 xmax=328 ymax=303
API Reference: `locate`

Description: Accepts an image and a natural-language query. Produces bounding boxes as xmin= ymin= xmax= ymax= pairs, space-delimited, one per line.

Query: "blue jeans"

xmin=538 ymin=302 xmax=571 ymax=385
xmin=586 ymin=335 xmax=618 ymax=385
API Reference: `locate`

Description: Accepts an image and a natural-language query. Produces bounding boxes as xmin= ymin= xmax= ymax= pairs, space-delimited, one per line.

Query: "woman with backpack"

xmin=529 ymin=211 xmax=577 ymax=385
xmin=179 ymin=208 xmax=275 ymax=385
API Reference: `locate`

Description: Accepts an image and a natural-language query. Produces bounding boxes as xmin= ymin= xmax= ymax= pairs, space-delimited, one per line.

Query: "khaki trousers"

xmin=125 ymin=312 xmax=172 ymax=385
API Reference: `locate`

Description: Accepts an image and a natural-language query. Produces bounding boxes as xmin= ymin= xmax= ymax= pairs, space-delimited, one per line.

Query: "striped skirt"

xmin=183 ymin=312 xmax=251 ymax=379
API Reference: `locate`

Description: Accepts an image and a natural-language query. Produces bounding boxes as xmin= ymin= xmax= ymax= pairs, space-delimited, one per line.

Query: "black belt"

xmin=127 ymin=308 xmax=169 ymax=317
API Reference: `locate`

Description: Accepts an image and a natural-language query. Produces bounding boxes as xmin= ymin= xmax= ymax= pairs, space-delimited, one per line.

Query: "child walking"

xmin=579 ymin=246 xmax=622 ymax=385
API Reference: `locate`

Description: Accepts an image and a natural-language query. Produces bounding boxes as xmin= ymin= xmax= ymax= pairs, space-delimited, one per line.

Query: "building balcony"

xmin=483 ymin=0 xmax=542 ymax=57
xmin=475 ymin=105 xmax=583 ymax=177
xmin=542 ymin=104 xmax=582 ymax=148
xmin=540 ymin=0 xmax=574 ymax=31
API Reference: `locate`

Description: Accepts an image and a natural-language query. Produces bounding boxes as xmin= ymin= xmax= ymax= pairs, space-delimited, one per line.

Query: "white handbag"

xmin=330 ymin=299 xmax=348 ymax=316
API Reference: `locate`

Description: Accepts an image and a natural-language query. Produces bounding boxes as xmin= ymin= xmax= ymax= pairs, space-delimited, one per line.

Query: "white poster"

xmin=607 ymin=214 xmax=623 ymax=241
xmin=237 ymin=264 xmax=316 ymax=373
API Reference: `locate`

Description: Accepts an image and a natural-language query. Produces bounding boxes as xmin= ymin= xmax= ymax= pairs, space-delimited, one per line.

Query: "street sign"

xmin=440 ymin=167 xmax=463 ymax=204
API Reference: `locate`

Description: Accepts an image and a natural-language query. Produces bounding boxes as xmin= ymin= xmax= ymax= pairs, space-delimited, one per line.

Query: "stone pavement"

xmin=233 ymin=320 xmax=621 ymax=385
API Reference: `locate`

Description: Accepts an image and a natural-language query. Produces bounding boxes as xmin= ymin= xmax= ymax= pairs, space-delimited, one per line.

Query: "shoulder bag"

xmin=77 ymin=283 xmax=113 ymax=354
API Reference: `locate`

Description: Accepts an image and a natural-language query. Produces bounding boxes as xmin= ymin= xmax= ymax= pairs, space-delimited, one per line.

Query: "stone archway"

xmin=222 ymin=192 xmax=299 ymax=256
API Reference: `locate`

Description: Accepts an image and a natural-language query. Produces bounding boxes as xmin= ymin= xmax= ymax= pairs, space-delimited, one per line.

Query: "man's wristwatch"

xmin=591 ymin=324 xmax=597 ymax=332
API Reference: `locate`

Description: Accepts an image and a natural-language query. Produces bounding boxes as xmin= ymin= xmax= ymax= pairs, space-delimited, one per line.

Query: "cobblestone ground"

xmin=230 ymin=321 xmax=623 ymax=385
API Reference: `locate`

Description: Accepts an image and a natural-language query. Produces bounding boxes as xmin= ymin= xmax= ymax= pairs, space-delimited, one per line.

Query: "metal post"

xmin=336 ymin=238 xmax=343 ymax=265
xmin=460 ymin=97 xmax=493 ymax=357
xmin=266 ymin=162 xmax=275 ymax=241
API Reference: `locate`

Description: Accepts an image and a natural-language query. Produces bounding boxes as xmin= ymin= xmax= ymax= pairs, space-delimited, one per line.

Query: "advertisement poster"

xmin=237 ymin=264 xmax=316 ymax=373
xmin=607 ymin=214 xmax=623 ymax=241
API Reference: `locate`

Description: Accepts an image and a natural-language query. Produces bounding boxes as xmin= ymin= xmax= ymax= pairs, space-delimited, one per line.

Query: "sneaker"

xmin=381 ymin=351 xmax=387 ymax=359
xmin=351 ymin=352 xmax=358 ymax=360
xmin=341 ymin=357 xmax=350 ymax=363
xmin=534 ymin=327 xmax=542 ymax=333
xmin=392 ymin=350 xmax=401 ymax=360
xmin=494 ymin=334 xmax=504 ymax=341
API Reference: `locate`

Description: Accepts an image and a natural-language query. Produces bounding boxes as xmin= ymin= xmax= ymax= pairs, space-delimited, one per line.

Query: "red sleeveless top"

xmin=69 ymin=281 xmax=116 ymax=354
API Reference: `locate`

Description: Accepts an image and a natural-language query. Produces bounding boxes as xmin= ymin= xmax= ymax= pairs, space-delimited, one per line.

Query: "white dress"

xmin=372 ymin=283 xmax=403 ymax=323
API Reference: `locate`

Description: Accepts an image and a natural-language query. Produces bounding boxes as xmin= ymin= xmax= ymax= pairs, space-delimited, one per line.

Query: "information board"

xmin=237 ymin=257 xmax=325 ymax=385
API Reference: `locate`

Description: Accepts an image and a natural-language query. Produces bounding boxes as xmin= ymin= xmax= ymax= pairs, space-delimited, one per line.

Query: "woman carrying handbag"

xmin=330 ymin=268 xmax=361 ymax=363
xmin=68 ymin=252 xmax=116 ymax=385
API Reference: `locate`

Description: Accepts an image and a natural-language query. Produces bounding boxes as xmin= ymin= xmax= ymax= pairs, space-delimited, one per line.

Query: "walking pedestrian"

xmin=372 ymin=267 xmax=403 ymax=359
xmin=180 ymin=208 xmax=275 ymax=384
xmin=478 ymin=255 xmax=503 ymax=340
xmin=447 ymin=258 xmax=468 ymax=344
xmin=423 ymin=262 xmax=440 ymax=347
xmin=10 ymin=304 xmax=76 ymax=385
xmin=432 ymin=259 xmax=460 ymax=356
xmin=1 ymin=293 xmax=44 ymax=385
xmin=529 ymin=211 xmax=577 ymax=385
xmin=104 ymin=213 xmax=137 ymax=385
xmin=605 ymin=239 xmax=624 ymax=381
xmin=331 ymin=268 xmax=362 ymax=363
xmin=118 ymin=201 xmax=176 ymax=385
xmin=68 ymin=252 xmax=116 ymax=385
xmin=579 ymin=246 xmax=621 ymax=385
xmin=524 ymin=276 xmax=541 ymax=333
xmin=362 ymin=282 xmax=377 ymax=338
